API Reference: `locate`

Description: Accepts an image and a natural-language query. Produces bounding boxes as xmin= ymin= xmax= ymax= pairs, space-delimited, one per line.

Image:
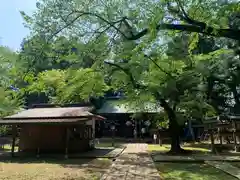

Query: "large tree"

xmin=21 ymin=0 xmax=240 ymax=41
xmin=20 ymin=0 xmax=239 ymax=153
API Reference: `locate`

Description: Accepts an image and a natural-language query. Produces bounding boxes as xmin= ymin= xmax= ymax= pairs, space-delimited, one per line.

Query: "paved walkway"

xmin=206 ymin=161 xmax=240 ymax=179
xmin=101 ymin=143 xmax=161 ymax=180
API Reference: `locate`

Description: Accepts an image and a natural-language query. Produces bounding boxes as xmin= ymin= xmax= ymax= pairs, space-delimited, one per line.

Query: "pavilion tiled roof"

xmin=0 ymin=107 xmax=105 ymax=125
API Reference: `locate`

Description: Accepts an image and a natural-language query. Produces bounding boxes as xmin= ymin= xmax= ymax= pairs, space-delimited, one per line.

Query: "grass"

xmin=148 ymin=143 xmax=210 ymax=153
xmin=1 ymin=144 xmax=18 ymax=152
xmin=148 ymin=144 xmax=169 ymax=152
xmin=0 ymin=157 xmax=111 ymax=180
xmin=155 ymin=162 xmax=238 ymax=180
xmin=0 ymin=143 xmax=113 ymax=179
xmin=230 ymin=162 xmax=240 ymax=168
xmin=2 ymin=141 xmax=124 ymax=151
xmin=94 ymin=141 xmax=125 ymax=149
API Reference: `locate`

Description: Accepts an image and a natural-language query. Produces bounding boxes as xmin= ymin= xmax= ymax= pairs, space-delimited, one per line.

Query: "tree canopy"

xmin=1 ymin=0 xmax=240 ymax=152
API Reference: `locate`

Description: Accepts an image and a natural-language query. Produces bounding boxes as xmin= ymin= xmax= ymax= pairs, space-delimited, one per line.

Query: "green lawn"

xmin=1 ymin=144 xmax=18 ymax=152
xmin=94 ymin=142 xmax=125 ymax=148
xmin=148 ymin=143 xmax=210 ymax=153
xmin=230 ymin=162 xmax=240 ymax=168
xmin=155 ymin=162 xmax=237 ymax=180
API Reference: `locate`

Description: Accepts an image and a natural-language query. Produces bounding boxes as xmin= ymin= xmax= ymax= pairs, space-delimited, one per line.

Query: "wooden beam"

xmin=11 ymin=125 xmax=17 ymax=157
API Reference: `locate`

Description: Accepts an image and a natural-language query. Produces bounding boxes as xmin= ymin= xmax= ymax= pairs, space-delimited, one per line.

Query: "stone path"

xmin=206 ymin=161 xmax=240 ymax=179
xmin=70 ymin=147 xmax=125 ymax=158
xmin=100 ymin=143 xmax=161 ymax=180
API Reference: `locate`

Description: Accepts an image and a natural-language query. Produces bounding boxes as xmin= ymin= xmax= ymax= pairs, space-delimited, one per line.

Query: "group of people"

xmin=133 ymin=127 xmax=146 ymax=139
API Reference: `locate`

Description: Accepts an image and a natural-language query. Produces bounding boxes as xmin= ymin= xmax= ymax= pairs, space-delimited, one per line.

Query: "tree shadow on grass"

xmin=183 ymin=143 xmax=210 ymax=149
xmin=151 ymin=150 xmax=209 ymax=157
xmin=0 ymin=155 xmax=112 ymax=178
xmin=184 ymin=143 xmax=240 ymax=156
xmin=0 ymin=156 xmax=112 ymax=180
xmin=156 ymin=162 xmax=238 ymax=180
xmin=0 ymin=148 xmax=115 ymax=167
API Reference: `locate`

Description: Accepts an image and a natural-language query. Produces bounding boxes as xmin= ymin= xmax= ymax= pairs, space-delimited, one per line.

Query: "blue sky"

xmin=0 ymin=0 xmax=37 ymax=51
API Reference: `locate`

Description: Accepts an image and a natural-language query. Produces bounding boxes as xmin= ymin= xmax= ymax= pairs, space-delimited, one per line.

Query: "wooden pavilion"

xmin=203 ymin=115 xmax=240 ymax=153
xmin=96 ymin=98 xmax=163 ymax=138
xmin=0 ymin=106 xmax=105 ymax=158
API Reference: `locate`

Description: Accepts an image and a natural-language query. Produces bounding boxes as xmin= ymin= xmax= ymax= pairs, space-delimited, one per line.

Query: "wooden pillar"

xmin=219 ymin=134 xmax=223 ymax=145
xmin=65 ymin=127 xmax=70 ymax=159
xmin=92 ymin=118 xmax=95 ymax=139
xmin=11 ymin=125 xmax=17 ymax=157
xmin=159 ymin=133 xmax=162 ymax=146
xmin=232 ymin=121 xmax=238 ymax=152
xmin=188 ymin=120 xmax=194 ymax=141
xmin=36 ymin=127 xmax=41 ymax=158
xmin=218 ymin=128 xmax=223 ymax=145
xmin=210 ymin=129 xmax=216 ymax=153
xmin=111 ymin=125 xmax=115 ymax=147
xmin=134 ymin=119 xmax=138 ymax=139
xmin=36 ymin=148 xmax=40 ymax=158
xmin=17 ymin=126 xmax=21 ymax=153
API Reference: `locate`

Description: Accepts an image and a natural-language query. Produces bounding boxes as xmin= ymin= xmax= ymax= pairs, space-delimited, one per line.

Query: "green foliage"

xmin=188 ymin=33 xmax=199 ymax=55
xmin=152 ymin=112 xmax=169 ymax=129
xmin=0 ymin=88 xmax=23 ymax=117
xmin=0 ymin=46 xmax=18 ymax=86
xmin=27 ymin=68 xmax=109 ymax=104
xmin=0 ymin=46 xmax=23 ymax=116
xmin=15 ymin=0 xmax=240 ymax=129
xmin=0 ymin=126 xmax=9 ymax=137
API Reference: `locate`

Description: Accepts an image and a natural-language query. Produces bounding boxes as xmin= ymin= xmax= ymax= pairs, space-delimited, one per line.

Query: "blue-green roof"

xmin=96 ymin=99 xmax=163 ymax=114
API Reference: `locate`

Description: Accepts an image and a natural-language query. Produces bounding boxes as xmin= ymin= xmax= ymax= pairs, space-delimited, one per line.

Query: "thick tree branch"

xmin=104 ymin=60 xmax=180 ymax=131
xmin=104 ymin=61 xmax=140 ymax=88
xmin=48 ymin=9 xmax=240 ymax=42
xmin=174 ymin=0 xmax=206 ymax=28
xmin=104 ymin=60 xmax=170 ymax=105
xmin=48 ymin=13 xmax=85 ymax=41
xmin=128 ymin=23 xmax=240 ymax=41
xmin=146 ymin=55 xmax=174 ymax=78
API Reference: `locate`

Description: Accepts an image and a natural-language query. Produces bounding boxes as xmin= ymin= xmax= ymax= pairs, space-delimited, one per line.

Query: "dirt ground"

xmin=0 ymin=158 xmax=111 ymax=180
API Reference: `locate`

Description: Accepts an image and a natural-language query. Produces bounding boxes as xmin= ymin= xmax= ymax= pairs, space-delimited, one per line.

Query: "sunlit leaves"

xmin=0 ymin=47 xmax=23 ymax=116
xmin=27 ymin=68 xmax=109 ymax=104
xmin=0 ymin=88 xmax=23 ymax=117
xmin=188 ymin=33 xmax=199 ymax=54
xmin=193 ymin=48 xmax=234 ymax=62
xmin=17 ymin=0 xmax=240 ymax=127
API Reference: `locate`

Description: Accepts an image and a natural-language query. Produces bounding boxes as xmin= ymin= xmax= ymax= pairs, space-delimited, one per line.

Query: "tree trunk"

xmin=158 ymin=96 xmax=184 ymax=153
xmin=169 ymin=119 xmax=182 ymax=153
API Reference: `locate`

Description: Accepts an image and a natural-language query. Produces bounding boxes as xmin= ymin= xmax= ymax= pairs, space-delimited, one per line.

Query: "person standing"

xmin=153 ymin=133 xmax=157 ymax=144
